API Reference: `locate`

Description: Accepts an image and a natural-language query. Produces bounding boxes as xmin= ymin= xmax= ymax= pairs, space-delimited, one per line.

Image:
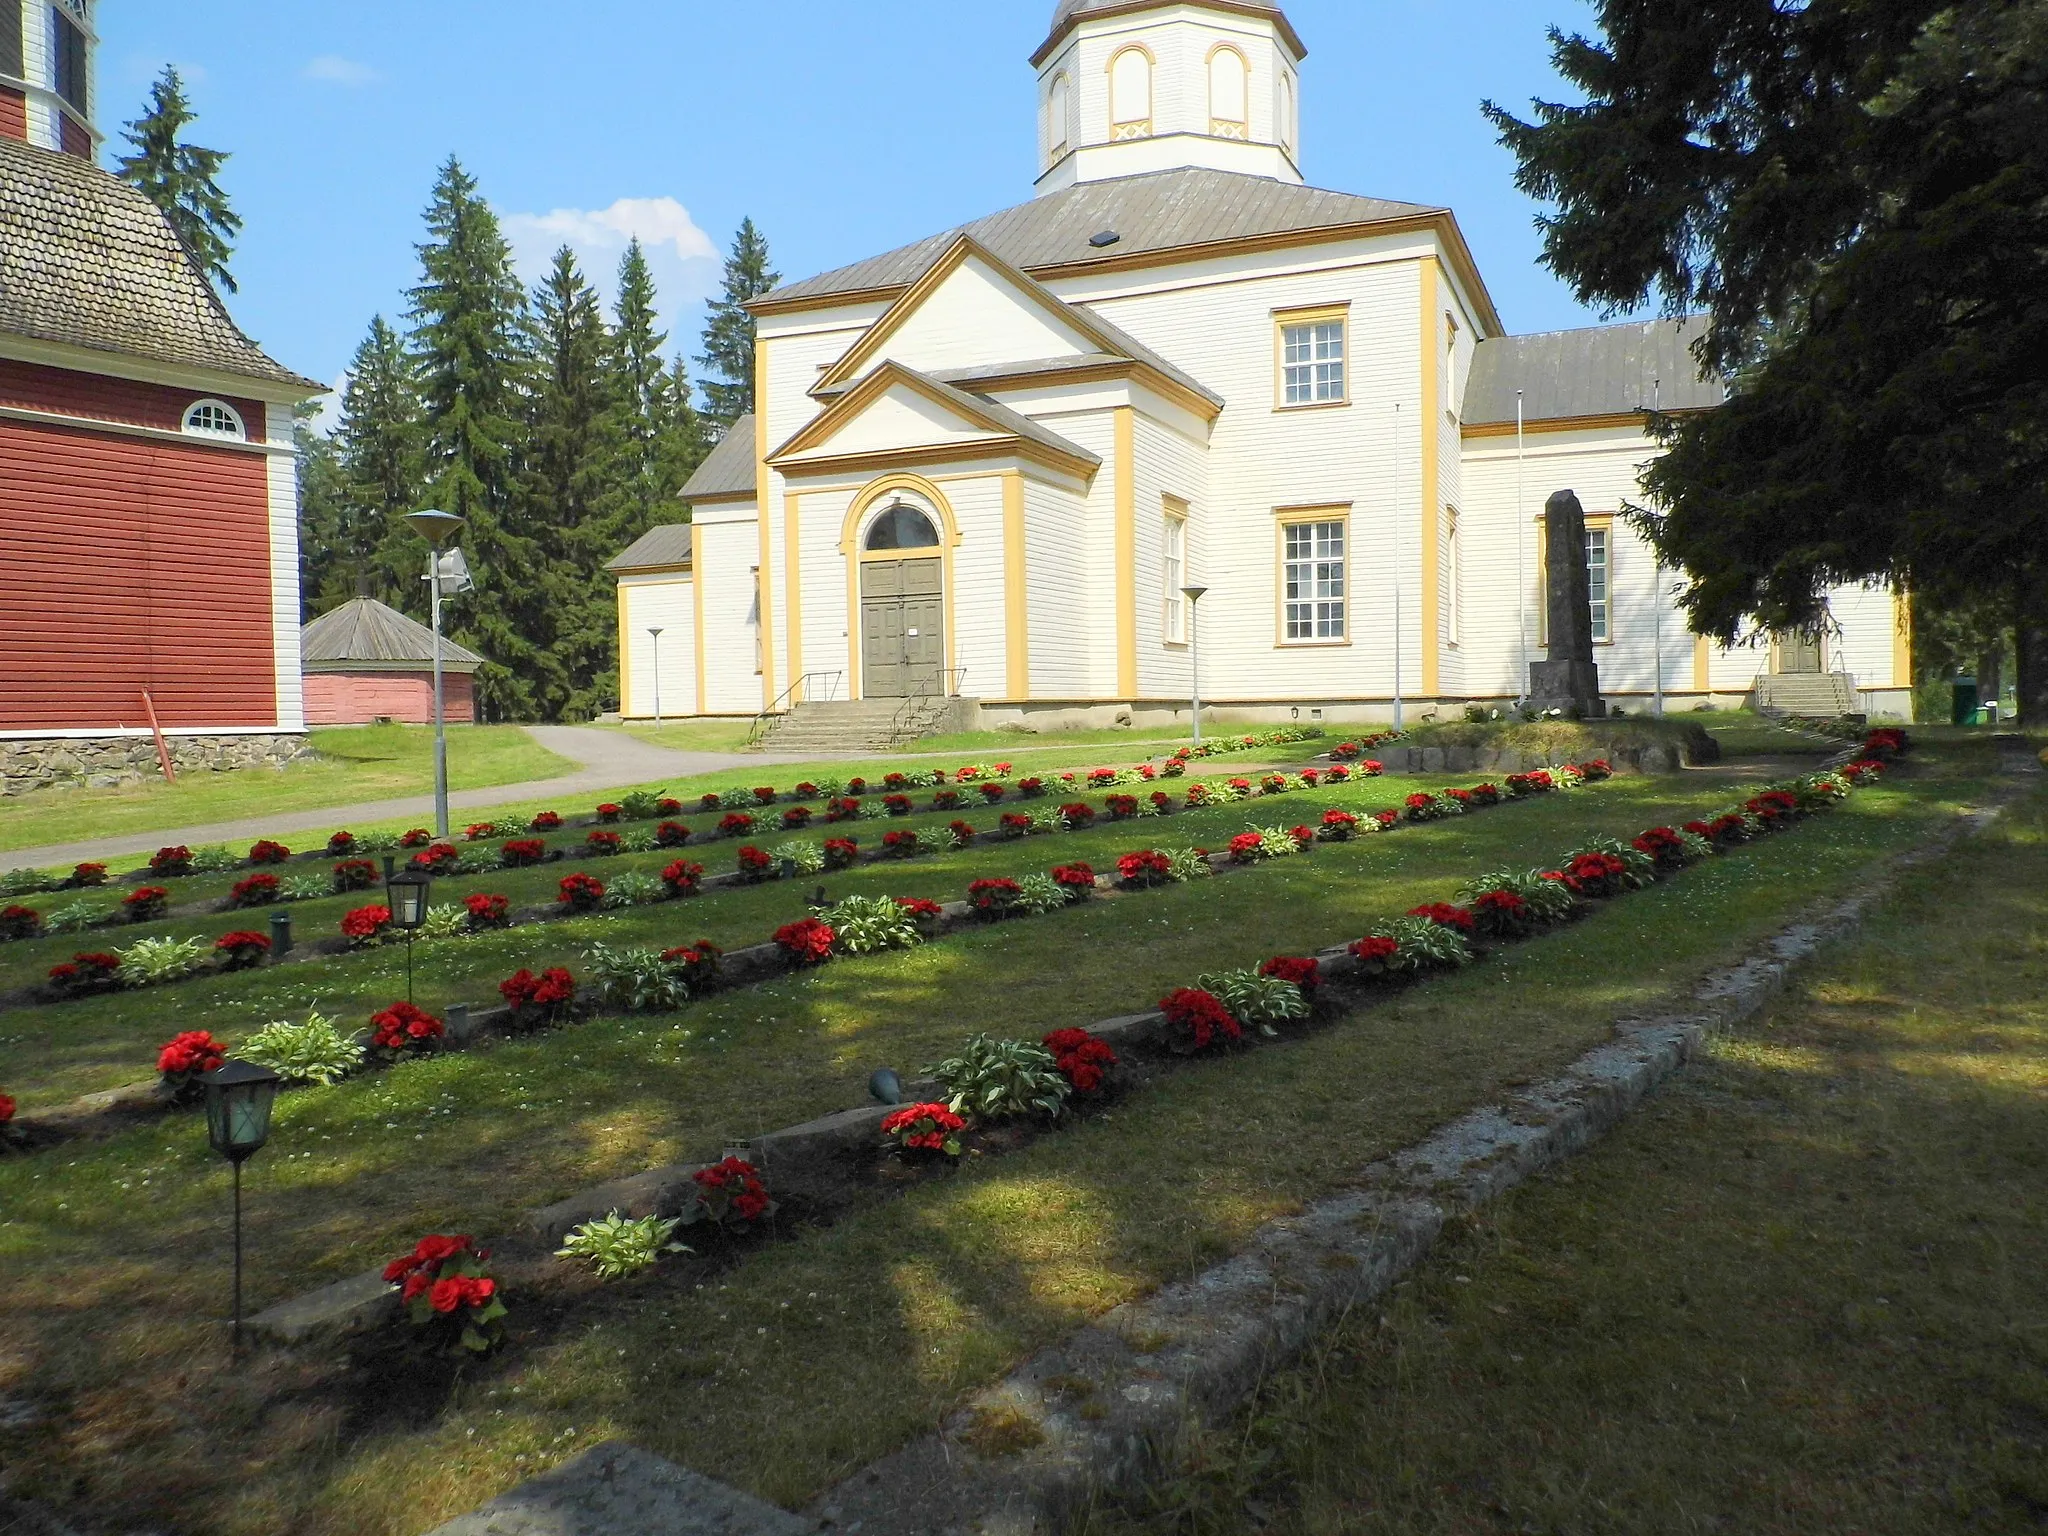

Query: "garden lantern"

xmin=404 ymin=507 xmax=468 ymax=841
xmin=203 ymin=1059 xmax=280 ymax=1351
xmin=384 ymin=863 xmax=432 ymax=1003
xmin=1181 ymin=585 xmax=1209 ymax=746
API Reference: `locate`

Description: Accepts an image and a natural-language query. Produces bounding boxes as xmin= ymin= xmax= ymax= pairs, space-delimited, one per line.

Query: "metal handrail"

xmin=889 ymin=667 xmax=967 ymax=743
xmin=746 ymin=671 xmax=844 ymax=745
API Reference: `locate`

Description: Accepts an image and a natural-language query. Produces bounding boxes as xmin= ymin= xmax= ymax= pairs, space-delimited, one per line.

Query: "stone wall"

xmin=0 ymin=733 xmax=312 ymax=797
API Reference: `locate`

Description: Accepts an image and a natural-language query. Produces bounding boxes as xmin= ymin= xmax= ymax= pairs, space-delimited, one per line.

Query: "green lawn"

xmin=0 ymin=748 xmax=1994 ymax=1536
xmin=0 ymin=726 xmax=575 ymax=856
xmin=1083 ymin=769 xmax=2047 ymax=1536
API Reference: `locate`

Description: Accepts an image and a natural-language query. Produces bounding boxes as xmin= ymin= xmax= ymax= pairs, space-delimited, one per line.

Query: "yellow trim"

xmin=1893 ymin=591 xmax=1913 ymax=689
xmin=1115 ymin=407 xmax=1137 ymax=697
xmin=1418 ymin=261 xmax=1441 ymax=696
xmin=1693 ymin=634 xmax=1710 ymax=693
xmin=1274 ymin=504 xmax=1353 ymax=649
xmin=820 ymin=355 xmax=1221 ymax=423
xmin=778 ymin=438 xmax=1098 ymax=482
xmin=749 ymin=211 xmax=1507 ymax=340
xmin=617 ymin=588 xmax=632 ymax=718
xmin=1273 ymin=303 xmax=1351 ymax=411
xmin=1205 ymin=40 xmax=1250 ymax=133
xmin=839 ymin=473 xmax=963 ymax=701
xmin=1004 ymin=470 xmax=1031 ymax=699
xmin=783 ymin=490 xmax=804 ymax=687
xmin=693 ymin=543 xmax=708 ymax=714
xmin=753 ymin=353 xmax=776 ymax=709
xmin=1462 ymin=409 xmax=1716 ymax=439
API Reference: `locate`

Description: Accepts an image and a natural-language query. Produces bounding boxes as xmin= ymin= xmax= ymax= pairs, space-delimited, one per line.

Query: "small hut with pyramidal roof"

xmin=299 ymin=598 xmax=483 ymax=726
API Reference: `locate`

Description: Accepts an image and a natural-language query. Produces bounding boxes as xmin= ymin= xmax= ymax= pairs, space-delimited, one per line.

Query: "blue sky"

xmin=95 ymin=0 xmax=1610 ymax=405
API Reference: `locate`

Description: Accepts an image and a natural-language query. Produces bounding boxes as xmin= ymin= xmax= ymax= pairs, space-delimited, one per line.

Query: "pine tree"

xmin=697 ymin=217 xmax=780 ymax=431
xmin=294 ymin=406 xmax=351 ymax=621
xmin=649 ymin=355 xmax=711 ymax=510
xmin=610 ymin=242 xmax=708 ymax=538
xmin=116 ymin=66 xmax=242 ymax=293
xmin=407 ymin=157 xmax=547 ymax=719
xmin=521 ymin=246 xmax=631 ymax=719
xmin=326 ymin=317 xmax=425 ymax=611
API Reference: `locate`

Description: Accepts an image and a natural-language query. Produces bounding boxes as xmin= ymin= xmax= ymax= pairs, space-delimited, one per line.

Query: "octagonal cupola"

xmin=1031 ymin=0 xmax=1306 ymax=195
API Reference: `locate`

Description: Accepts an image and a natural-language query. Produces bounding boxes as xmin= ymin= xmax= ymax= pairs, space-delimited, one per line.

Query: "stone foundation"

xmin=0 ymin=733 xmax=312 ymax=797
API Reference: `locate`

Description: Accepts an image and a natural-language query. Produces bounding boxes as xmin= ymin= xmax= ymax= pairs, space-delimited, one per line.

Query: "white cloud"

xmin=502 ymin=197 xmax=721 ymax=334
xmin=304 ymin=55 xmax=381 ymax=87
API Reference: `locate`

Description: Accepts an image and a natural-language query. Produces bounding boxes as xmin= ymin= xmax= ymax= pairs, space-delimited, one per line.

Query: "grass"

xmin=1078 ymin=773 xmax=2048 ymax=1535
xmin=0 ymin=726 xmax=575 ymax=857
xmin=0 ymin=748 xmax=1998 ymax=1535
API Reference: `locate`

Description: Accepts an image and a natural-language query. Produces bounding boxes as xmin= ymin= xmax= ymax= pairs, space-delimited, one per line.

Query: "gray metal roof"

xmin=761 ymin=168 xmax=1437 ymax=308
xmin=682 ymin=415 xmax=758 ymax=501
xmin=607 ymin=524 xmax=695 ymax=573
xmin=1463 ymin=317 xmax=1726 ymax=427
xmin=0 ymin=136 xmax=321 ymax=392
xmin=781 ymin=364 xmax=1103 ymax=472
xmin=301 ymin=598 xmax=484 ymax=671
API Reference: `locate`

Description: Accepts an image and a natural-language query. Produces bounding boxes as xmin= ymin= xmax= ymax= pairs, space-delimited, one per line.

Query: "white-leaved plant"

xmin=927 ymin=1035 xmax=1070 ymax=1120
xmin=1163 ymin=847 xmax=1214 ymax=882
xmin=117 ymin=936 xmax=212 ymax=987
xmin=584 ymin=942 xmax=695 ymax=1012
xmin=1254 ymin=826 xmax=1302 ymax=859
xmin=1196 ymin=969 xmax=1309 ymax=1035
xmin=555 ymin=1211 xmax=689 ymax=1280
xmin=1363 ymin=915 xmax=1473 ymax=971
xmin=774 ymin=840 xmax=826 ymax=876
xmin=43 ymin=900 xmax=102 ymax=935
xmin=237 ymin=1010 xmax=365 ymax=1085
xmin=1458 ymin=869 xmax=1576 ymax=924
xmin=825 ymin=894 xmax=923 ymax=955
xmin=419 ymin=904 xmax=469 ymax=940
xmin=1011 ymin=873 xmax=1070 ymax=916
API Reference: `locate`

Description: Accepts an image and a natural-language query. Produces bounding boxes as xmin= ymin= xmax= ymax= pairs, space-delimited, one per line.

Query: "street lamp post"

xmin=404 ymin=509 xmax=467 ymax=841
xmin=203 ymin=1060 xmax=281 ymax=1353
xmin=1182 ymin=585 xmax=1209 ymax=746
xmin=648 ymin=627 xmax=665 ymax=728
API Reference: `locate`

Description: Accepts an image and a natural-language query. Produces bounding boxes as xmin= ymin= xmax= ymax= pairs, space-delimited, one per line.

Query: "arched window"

xmin=865 ymin=503 xmax=941 ymax=552
xmin=182 ymin=399 xmax=246 ymax=440
xmin=1208 ymin=46 xmax=1248 ymax=138
xmin=1047 ymin=72 xmax=1071 ymax=159
xmin=1109 ymin=46 xmax=1152 ymax=139
xmin=1279 ymin=71 xmax=1297 ymax=155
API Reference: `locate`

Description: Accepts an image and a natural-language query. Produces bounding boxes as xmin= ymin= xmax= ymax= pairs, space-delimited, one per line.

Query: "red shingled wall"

xmin=0 ymin=414 xmax=278 ymax=733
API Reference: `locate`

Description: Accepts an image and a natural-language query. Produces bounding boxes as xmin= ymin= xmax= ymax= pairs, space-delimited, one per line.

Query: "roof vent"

xmin=1089 ymin=230 xmax=1122 ymax=249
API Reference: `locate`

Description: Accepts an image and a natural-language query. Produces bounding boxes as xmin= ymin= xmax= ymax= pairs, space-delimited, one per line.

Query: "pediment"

xmin=771 ymin=361 xmax=1101 ymax=478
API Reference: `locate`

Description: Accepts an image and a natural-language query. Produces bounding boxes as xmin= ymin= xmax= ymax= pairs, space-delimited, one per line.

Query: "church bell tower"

xmin=0 ymin=0 xmax=97 ymax=159
xmin=1031 ymin=0 xmax=1307 ymax=195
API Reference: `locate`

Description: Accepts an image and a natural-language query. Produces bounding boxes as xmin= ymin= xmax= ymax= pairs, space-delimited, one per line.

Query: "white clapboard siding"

xmin=619 ymin=577 xmax=698 ymax=719
xmin=692 ymin=511 xmax=763 ymax=716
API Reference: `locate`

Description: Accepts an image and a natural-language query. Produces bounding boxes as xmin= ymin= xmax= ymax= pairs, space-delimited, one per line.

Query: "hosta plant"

xmin=1459 ymin=868 xmax=1579 ymax=925
xmin=584 ymin=943 xmax=693 ymax=1011
xmin=773 ymin=840 xmax=827 ymax=876
xmin=418 ymin=904 xmax=469 ymax=940
xmin=190 ymin=847 xmax=242 ymax=875
xmin=42 ymin=900 xmax=100 ymax=935
xmin=1358 ymin=915 xmax=1473 ymax=973
xmin=1163 ymin=847 xmax=1214 ymax=882
xmin=824 ymin=894 xmax=923 ymax=955
xmin=1010 ymin=873 xmax=1070 ymax=916
xmin=915 ymin=825 xmax=956 ymax=856
xmin=118 ymin=936 xmax=213 ymax=987
xmin=237 ymin=1010 xmax=365 ymax=1086
xmin=282 ymin=874 xmax=331 ymax=902
xmin=929 ymin=1035 xmax=1071 ymax=1120
xmin=601 ymin=871 xmax=667 ymax=909
xmin=1563 ymin=836 xmax=1656 ymax=890
xmin=556 ymin=1211 xmax=688 ymax=1280
xmin=1195 ymin=969 xmax=1310 ymax=1034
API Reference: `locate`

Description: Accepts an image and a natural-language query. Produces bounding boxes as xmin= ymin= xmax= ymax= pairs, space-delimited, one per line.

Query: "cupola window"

xmin=53 ymin=4 xmax=87 ymax=116
xmin=1109 ymin=45 xmax=1152 ymax=140
xmin=1208 ymin=45 xmax=1248 ymax=139
xmin=182 ymin=399 xmax=246 ymax=440
xmin=1046 ymin=71 xmax=1070 ymax=160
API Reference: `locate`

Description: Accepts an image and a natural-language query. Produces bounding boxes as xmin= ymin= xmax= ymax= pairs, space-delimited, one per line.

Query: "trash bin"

xmin=1951 ymin=675 xmax=1979 ymax=726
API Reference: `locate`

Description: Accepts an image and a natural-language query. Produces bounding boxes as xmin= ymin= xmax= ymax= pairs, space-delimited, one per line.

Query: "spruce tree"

xmin=610 ymin=242 xmax=709 ymax=537
xmin=407 ymin=158 xmax=546 ymax=719
xmin=521 ymin=246 xmax=630 ymax=719
xmin=331 ymin=317 xmax=425 ymax=610
xmin=697 ymin=217 xmax=780 ymax=431
xmin=650 ymin=355 xmax=711 ymax=510
xmin=116 ymin=66 xmax=242 ymax=293
xmin=294 ymin=407 xmax=351 ymax=620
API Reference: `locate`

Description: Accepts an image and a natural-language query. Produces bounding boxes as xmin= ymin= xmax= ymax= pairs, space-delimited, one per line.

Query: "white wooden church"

xmin=618 ymin=0 xmax=1910 ymax=728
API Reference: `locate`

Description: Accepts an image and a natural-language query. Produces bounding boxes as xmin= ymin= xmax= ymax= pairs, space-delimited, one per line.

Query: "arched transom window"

xmin=1109 ymin=46 xmax=1152 ymax=140
xmin=1046 ymin=72 xmax=1071 ymax=160
xmin=182 ymin=399 xmax=246 ymax=440
xmin=1208 ymin=46 xmax=1249 ymax=139
xmin=865 ymin=503 xmax=941 ymax=552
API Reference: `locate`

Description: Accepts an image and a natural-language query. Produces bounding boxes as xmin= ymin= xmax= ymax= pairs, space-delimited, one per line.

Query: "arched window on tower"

xmin=1208 ymin=46 xmax=1248 ymax=139
xmin=1109 ymin=46 xmax=1152 ymax=140
xmin=1279 ymin=70 xmax=1297 ymax=156
xmin=1046 ymin=72 xmax=1071 ymax=162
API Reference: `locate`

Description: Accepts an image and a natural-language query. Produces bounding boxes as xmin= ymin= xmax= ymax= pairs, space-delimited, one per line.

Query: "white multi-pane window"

xmin=1445 ymin=508 xmax=1462 ymax=647
xmin=1162 ymin=510 xmax=1187 ymax=643
xmin=1283 ymin=519 xmax=1346 ymax=641
xmin=1587 ymin=527 xmax=1610 ymax=641
xmin=1281 ymin=321 xmax=1345 ymax=405
xmin=182 ymin=399 xmax=245 ymax=439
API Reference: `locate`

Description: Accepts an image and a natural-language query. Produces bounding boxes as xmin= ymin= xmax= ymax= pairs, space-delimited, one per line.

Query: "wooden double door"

xmin=861 ymin=557 xmax=945 ymax=698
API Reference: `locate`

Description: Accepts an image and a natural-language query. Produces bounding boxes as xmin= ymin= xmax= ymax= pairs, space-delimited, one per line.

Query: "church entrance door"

xmin=1775 ymin=630 xmax=1825 ymax=673
xmin=861 ymin=557 xmax=944 ymax=698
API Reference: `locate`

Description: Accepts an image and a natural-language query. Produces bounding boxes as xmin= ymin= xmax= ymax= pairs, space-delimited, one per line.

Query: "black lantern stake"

xmin=204 ymin=1060 xmax=281 ymax=1352
xmin=384 ymin=862 xmax=432 ymax=1003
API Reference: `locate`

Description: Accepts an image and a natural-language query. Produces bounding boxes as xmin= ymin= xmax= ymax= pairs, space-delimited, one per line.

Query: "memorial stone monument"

xmin=1526 ymin=489 xmax=1608 ymax=718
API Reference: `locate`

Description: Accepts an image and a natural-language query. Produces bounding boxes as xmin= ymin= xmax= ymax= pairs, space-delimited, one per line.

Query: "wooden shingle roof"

xmin=300 ymin=598 xmax=484 ymax=672
xmin=0 ymin=135 xmax=319 ymax=392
